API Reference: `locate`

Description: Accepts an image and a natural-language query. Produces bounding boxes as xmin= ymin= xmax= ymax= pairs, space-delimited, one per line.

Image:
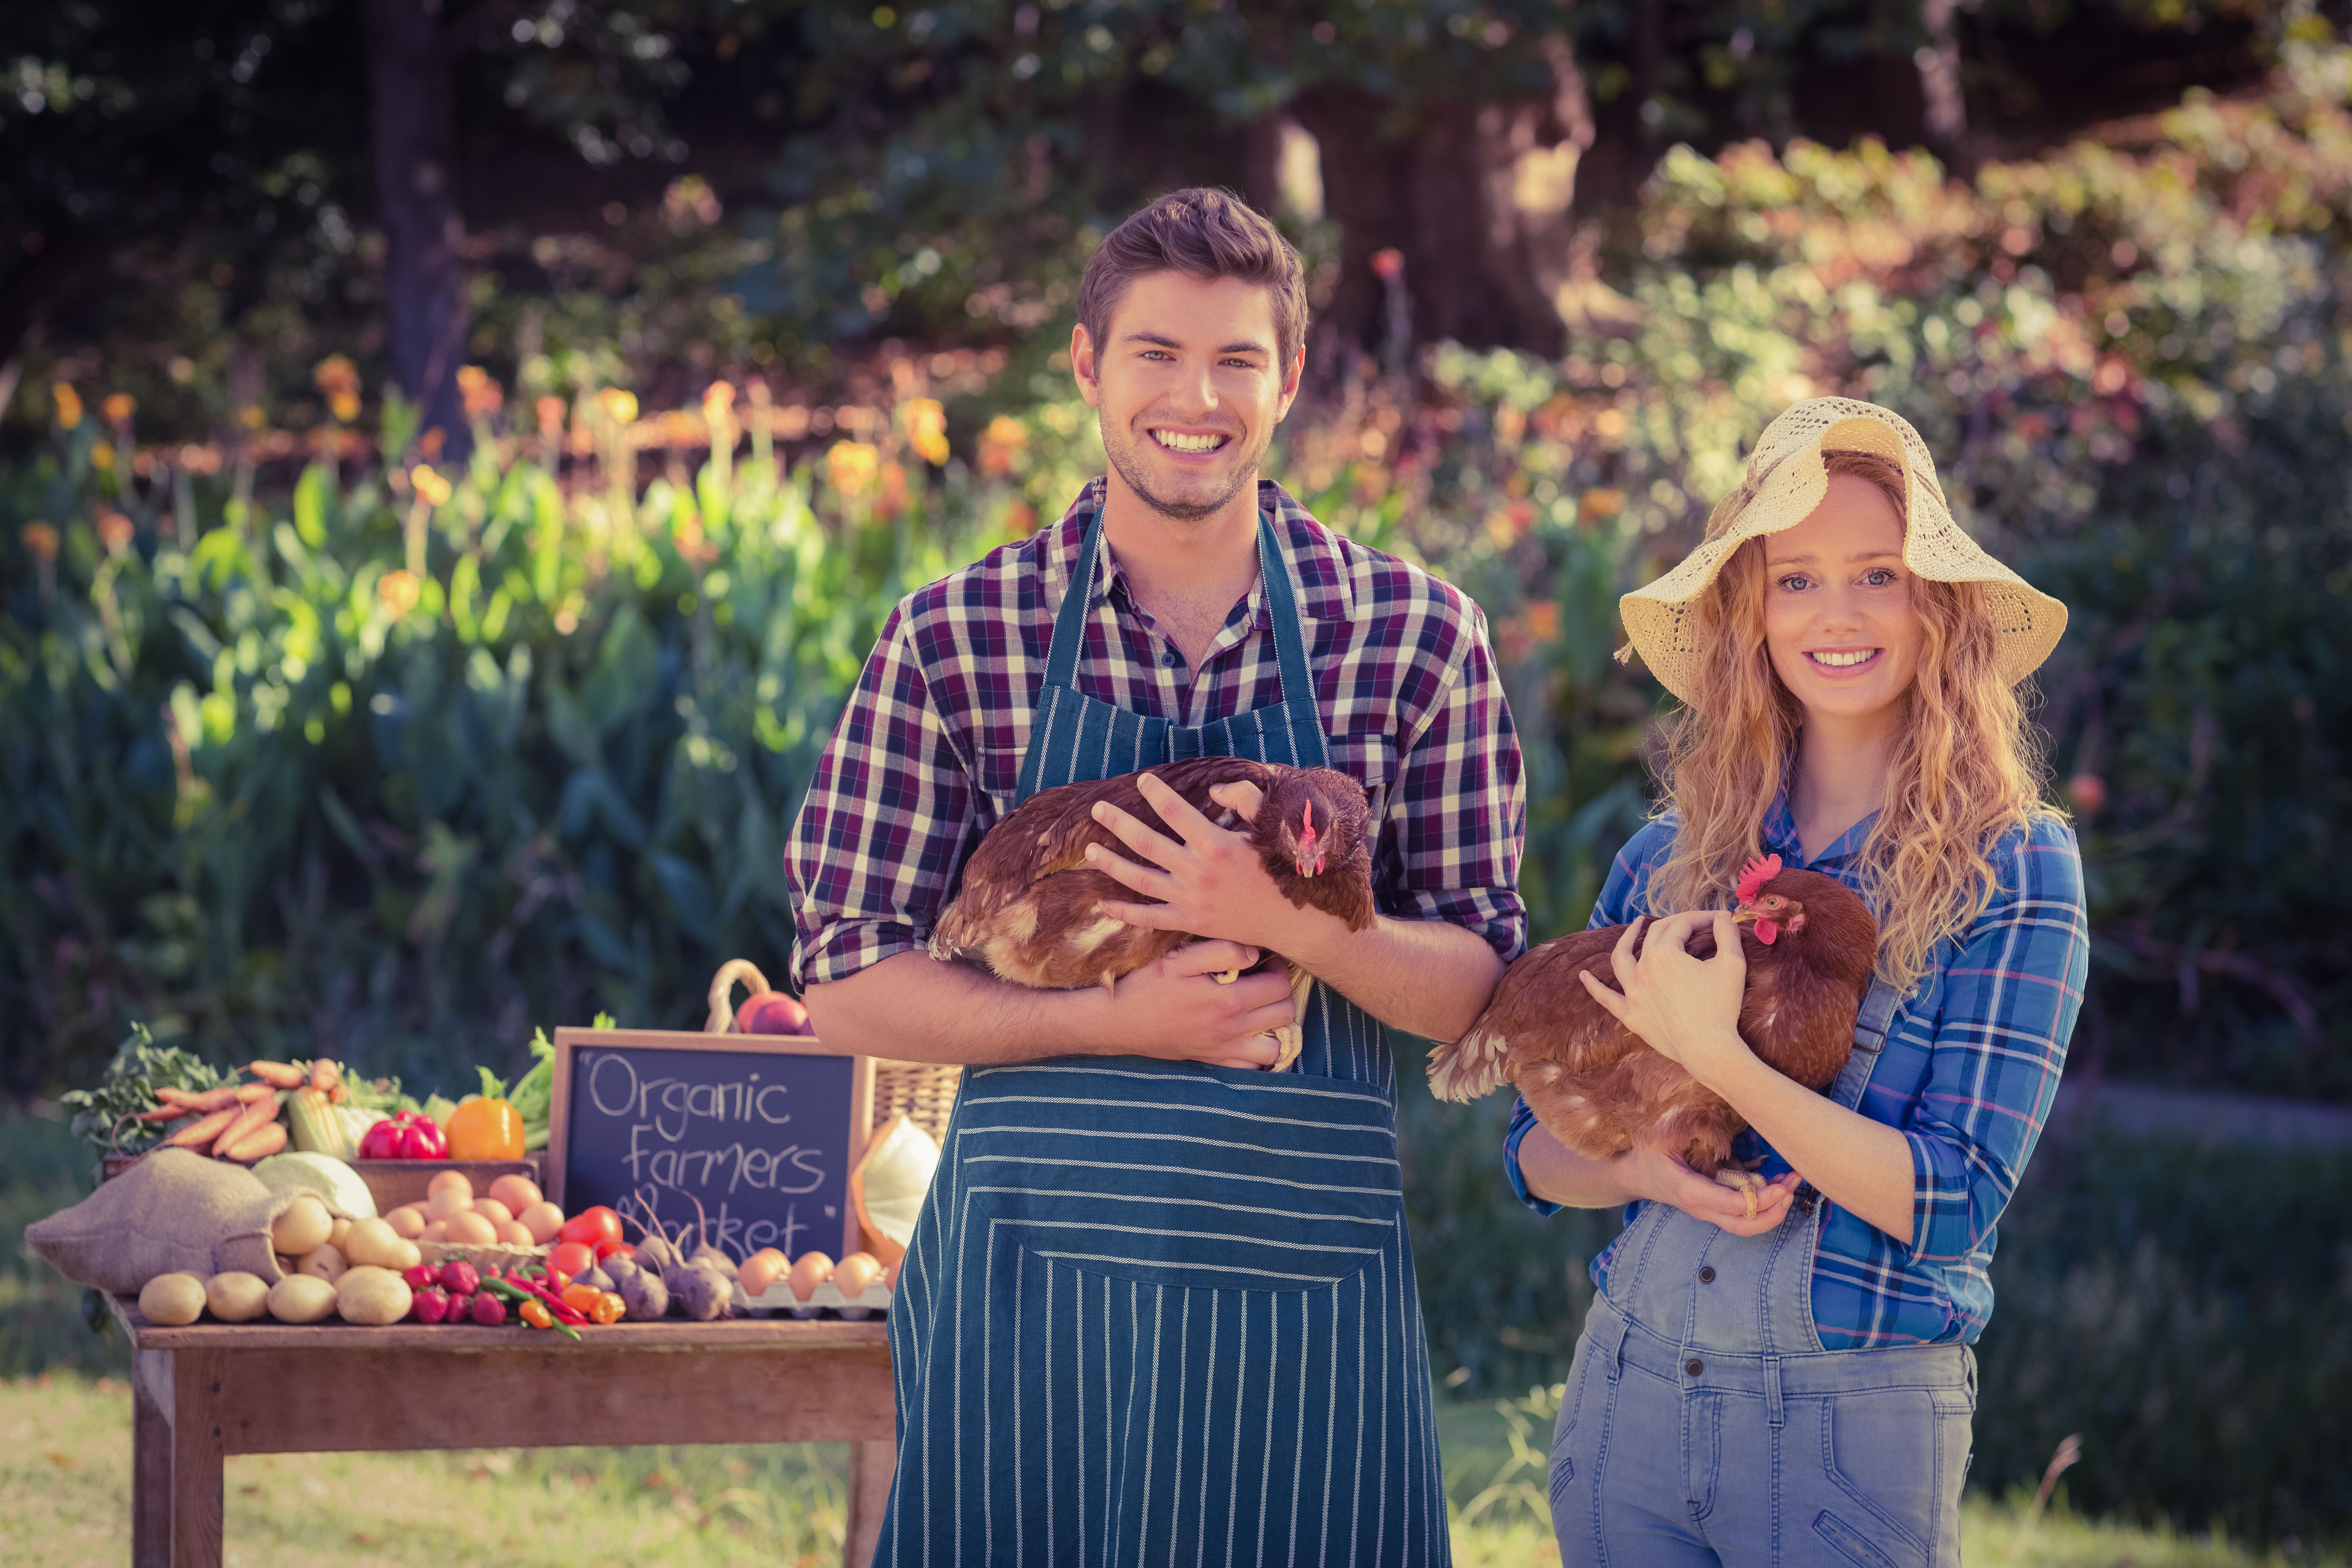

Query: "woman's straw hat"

xmin=1619 ymin=396 xmax=2068 ymax=706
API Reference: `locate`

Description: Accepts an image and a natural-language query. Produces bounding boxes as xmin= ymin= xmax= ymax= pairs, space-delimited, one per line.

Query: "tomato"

xmin=594 ymin=1240 xmax=635 ymax=1264
xmin=558 ymin=1206 xmax=623 ymax=1247
xmin=444 ymin=1096 xmax=526 ymax=1161
xmin=547 ymin=1241 xmax=596 ymax=1281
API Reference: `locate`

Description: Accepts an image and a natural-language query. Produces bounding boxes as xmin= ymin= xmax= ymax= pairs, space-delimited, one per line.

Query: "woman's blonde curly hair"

xmin=1645 ymin=450 xmax=2060 ymax=992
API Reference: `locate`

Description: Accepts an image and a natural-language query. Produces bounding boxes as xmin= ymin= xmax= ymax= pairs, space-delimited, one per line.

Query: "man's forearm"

xmin=1287 ymin=912 xmax=1507 ymax=1043
xmin=801 ymin=952 xmax=1117 ymax=1065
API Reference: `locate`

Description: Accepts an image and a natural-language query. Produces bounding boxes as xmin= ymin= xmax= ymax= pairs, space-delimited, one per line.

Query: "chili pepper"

xmin=486 ymin=1276 xmax=588 ymax=1325
xmin=519 ymin=1297 xmax=554 ymax=1330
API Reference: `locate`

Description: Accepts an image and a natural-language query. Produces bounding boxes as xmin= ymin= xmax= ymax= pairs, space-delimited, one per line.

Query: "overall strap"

xmin=1827 ymin=974 xmax=1906 ymax=1111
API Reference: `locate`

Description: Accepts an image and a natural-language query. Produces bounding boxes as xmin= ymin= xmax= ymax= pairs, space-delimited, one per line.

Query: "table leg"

xmin=170 ymin=1349 xmax=227 ymax=1568
xmin=132 ymin=1351 xmax=173 ymax=1568
xmin=844 ymin=1437 xmax=896 ymax=1568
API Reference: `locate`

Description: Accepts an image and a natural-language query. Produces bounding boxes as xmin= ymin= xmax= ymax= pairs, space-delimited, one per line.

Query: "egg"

xmin=497 ymin=1219 xmax=535 ymax=1246
xmin=420 ymin=1220 xmax=449 ymax=1244
xmin=834 ymin=1252 xmax=883 ymax=1299
xmin=426 ymin=1185 xmax=474 ymax=1222
xmin=385 ymin=1206 xmax=428 ymax=1240
xmin=426 ymin=1169 xmax=473 ymax=1200
xmin=739 ymin=1248 xmax=788 ymax=1298
xmin=472 ymin=1198 xmax=514 ymax=1227
xmin=517 ymin=1201 xmax=566 ymax=1245
xmin=786 ymin=1251 xmax=835 ymax=1302
xmin=444 ymin=1209 xmax=499 ymax=1245
xmin=487 ymin=1174 xmax=543 ymax=1214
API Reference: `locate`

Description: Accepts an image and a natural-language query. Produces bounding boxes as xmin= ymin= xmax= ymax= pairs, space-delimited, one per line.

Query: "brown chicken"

xmin=1427 ymin=854 xmax=1878 ymax=1213
xmin=929 ymin=758 xmax=1377 ymax=1069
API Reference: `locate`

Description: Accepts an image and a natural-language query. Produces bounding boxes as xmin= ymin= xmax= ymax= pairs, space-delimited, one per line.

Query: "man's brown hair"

xmin=1076 ymin=187 xmax=1308 ymax=369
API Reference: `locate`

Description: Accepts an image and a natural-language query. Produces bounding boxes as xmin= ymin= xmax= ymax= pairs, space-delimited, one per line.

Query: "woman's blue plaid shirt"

xmin=1503 ymin=798 xmax=2089 ymax=1348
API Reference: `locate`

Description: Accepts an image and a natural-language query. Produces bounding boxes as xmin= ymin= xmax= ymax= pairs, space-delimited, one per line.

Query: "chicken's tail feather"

xmin=1426 ymin=1025 xmax=1510 ymax=1102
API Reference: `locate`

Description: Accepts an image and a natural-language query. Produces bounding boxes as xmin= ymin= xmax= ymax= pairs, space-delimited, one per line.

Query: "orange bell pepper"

xmin=445 ymin=1096 xmax=526 ymax=1161
xmin=519 ymin=1297 xmax=554 ymax=1330
xmin=590 ymin=1292 xmax=626 ymax=1326
xmin=560 ymin=1281 xmax=604 ymax=1316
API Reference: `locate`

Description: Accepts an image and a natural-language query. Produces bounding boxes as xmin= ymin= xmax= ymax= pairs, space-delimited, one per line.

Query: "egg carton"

xmin=737 ymin=1278 xmax=893 ymax=1320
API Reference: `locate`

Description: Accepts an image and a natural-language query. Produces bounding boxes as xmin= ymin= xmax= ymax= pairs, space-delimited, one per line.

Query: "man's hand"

xmin=1084 ymin=771 xmax=1322 ymax=954
xmin=1106 ymin=939 xmax=1292 ymax=1069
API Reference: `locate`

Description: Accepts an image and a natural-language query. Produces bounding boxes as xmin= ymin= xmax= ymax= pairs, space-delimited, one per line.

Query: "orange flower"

xmin=536 ymin=395 xmax=568 ymax=439
xmin=826 ymin=440 xmax=880 ymax=498
xmin=236 ymin=404 xmax=266 ymax=433
xmin=1002 ymin=501 xmax=1038 ymax=538
xmin=409 ymin=466 xmax=453 ymax=508
xmin=1578 ymin=487 xmax=1625 ymax=524
xmin=873 ymin=461 xmax=910 ymax=521
xmin=102 ymin=393 xmax=136 ymax=425
xmin=377 ymin=570 xmax=422 ymax=620
xmin=902 ymin=398 xmax=950 ymax=466
xmin=1526 ymin=601 xmax=1561 ymax=643
xmin=52 ymin=383 xmax=83 ymax=430
xmin=596 ymin=388 xmax=639 ymax=425
xmin=977 ymin=415 xmax=1027 ymax=479
xmin=702 ymin=381 xmax=737 ymax=416
xmin=97 ymin=512 xmax=136 ymax=555
xmin=314 ymin=354 xmax=363 ymax=423
xmin=20 ymin=522 xmax=60 ymax=562
xmin=456 ymin=365 xmax=504 ymax=419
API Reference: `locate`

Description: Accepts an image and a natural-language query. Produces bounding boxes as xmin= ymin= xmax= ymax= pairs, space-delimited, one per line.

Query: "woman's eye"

xmin=1864 ymin=568 xmax=1898 ymax=586
xmin=1778 ymin=575 xmax=1811 ymax=592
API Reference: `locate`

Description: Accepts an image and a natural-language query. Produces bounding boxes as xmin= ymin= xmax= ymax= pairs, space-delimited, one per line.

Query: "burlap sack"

xmin=25 ymin=1148 xmax=289 ymax=1294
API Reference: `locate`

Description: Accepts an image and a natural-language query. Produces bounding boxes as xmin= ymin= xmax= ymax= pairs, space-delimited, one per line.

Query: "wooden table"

xmin=110 ymin=1297 xmax=896 ymax=1568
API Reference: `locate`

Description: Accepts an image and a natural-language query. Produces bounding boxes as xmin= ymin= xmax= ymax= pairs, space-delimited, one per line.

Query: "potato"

xmin=205 ymin=1271 xmax=271 ymax=1324
xmin=334 ymin=1265 xmax=414 ymax=1326
xmin=426 ymin=1185 xmax=473 ymax=1222
xmin=270 ymin=1194 xmax=334 ymax=1257
xmin=517 ymin=1201 xmax=566 ymax=1245
xmin=296 ymin=1243 xmax=348 ymax=1284
xmin=138 ymin=1272 xmax=207 ymax=1326
xmin=444 ymin=1209 xmax=498 ymax=1246
xmin=471 ymin=1198 xmax=514 ymax=1227
xmin=427 ymin=1169 xmax=473 ymax=1200
xmin=487 ymin=1174 xmax=542 ymax=1214
xmin=342 ymin=1217 xmax=421 ymax=1272
xmin=267 ymin=1273 xmax=339 ymax=1324
xmin=385 ymin=1206 xmax=427 ymax=1240
xmin=497 ymin=1220 xmax=535 ymax=1247
xmin=327 ymin=1216 xmax=355 ymax=1251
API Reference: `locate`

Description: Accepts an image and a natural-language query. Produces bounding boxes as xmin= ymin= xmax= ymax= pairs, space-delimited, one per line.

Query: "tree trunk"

xmin=1294 ymin=43 xmax=1591 ymax=367
xmin=362 ymin=0 xmax=468 ymax=453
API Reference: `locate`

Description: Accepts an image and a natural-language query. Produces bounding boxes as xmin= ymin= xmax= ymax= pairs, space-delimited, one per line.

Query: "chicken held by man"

xmin=1426 ymin=854 xmax=1878 ymax=1214
xmin=929 ymin=757 xmax=1377 ymax=1069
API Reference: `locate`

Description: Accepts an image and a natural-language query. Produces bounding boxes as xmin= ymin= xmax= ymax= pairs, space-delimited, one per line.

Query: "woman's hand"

xmin=1619 ymin=1147 xmax=1802 ymax=1238
xmin=1577 ymin=910 xmax=1754 ymax=1091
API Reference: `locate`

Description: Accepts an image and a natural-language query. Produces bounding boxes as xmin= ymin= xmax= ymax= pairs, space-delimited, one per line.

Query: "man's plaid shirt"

xmin=786 ymin=477 xmax=1528 ymax=990
xmin=1504 ymin=799 xmax=2089 ymax=1348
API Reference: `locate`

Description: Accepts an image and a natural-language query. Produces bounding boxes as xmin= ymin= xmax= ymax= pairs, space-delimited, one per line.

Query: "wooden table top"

xmin=107 ymin=1295 xmax=890 ymax=1352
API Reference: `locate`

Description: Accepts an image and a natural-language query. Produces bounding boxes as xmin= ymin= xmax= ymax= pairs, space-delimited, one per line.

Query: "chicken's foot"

xmin=1712 ymin=1166 xmax=1768 ymax=1221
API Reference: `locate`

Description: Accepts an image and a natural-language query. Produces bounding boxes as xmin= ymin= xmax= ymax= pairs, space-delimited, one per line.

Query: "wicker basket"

xmin=871 ymin=1060 xmax=960 ymax=1146
xmin=707 ymin=960 xmax=961 ymax=1146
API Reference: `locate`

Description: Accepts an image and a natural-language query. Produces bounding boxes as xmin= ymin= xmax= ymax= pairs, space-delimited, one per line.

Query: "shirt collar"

xmin=1761 ymin=790 xmax=1880 ymax=871
xmin=1036 ymin=477 xmax=1356 ymax=628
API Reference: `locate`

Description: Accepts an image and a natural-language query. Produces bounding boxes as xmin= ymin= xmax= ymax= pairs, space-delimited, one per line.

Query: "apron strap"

xmin=1017 ymin=499 xmax=1329 ymax=800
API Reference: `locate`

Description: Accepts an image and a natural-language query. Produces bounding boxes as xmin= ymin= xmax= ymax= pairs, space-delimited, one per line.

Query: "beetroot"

xmin=438 ymin=1258 xmax=481 ymax=1298
xmin=470 ymin=1292 xmax=507 ymax=1326
xmin=411 ymin=1285 xmax=452 ymax=1325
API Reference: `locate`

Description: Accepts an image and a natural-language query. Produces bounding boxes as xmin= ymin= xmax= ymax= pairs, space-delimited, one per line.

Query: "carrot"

xmin=208 ymin=1095 xmax=278 ymax=1157
xmin=132 ymin=1104 xmax=196 ymax=1123
xmin=219 ymin=1120 xmax=287 ymax=1162
xmin=235 ymin=1082 xmax=277 ymax=1103
xmin=156 ymin=1085 xmax=240 ymax=1114
xmin=245 ymin=1060 xmax=306 ymax=1089
xmin=309 ymin=1057 xmax=340 ymax=1094
xmin=164 ymin=1107 xmax=240 ymax=1148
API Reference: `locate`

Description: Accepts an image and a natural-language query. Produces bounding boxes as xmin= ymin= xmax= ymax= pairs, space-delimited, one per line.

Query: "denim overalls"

xmin=1548 ymin=978 xmax=1978 ymax=1566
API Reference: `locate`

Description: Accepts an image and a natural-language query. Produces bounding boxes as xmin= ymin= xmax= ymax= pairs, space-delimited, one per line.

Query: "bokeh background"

xmin=4 ymin=0 xmax=2350 ymax=1556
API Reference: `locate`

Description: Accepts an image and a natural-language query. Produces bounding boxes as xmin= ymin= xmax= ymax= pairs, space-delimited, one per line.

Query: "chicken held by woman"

xmin=928 ymin=757 xmax=1377 ymax=1069
xmin=1427 ymin=854 xmax=1878 ymax=1214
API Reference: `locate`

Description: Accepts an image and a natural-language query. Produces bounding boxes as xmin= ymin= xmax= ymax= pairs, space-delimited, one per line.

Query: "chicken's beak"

xmin=1730 ymin=906 xmax=1758 ymax=924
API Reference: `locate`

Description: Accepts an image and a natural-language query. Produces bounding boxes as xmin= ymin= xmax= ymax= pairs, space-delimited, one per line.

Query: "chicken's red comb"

xmin=1735 ymin=853 xmax=1784 ymax=903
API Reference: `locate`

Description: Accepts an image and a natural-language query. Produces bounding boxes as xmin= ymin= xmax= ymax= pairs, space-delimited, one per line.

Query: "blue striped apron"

xmin=875 ymin=506 xmax=1451 ymax=1566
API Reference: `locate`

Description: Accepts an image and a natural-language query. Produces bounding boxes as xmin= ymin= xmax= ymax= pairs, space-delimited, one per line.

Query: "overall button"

xmin=1684 ymin=1359 xmax=1704 ymax=1377
xmin=1697 ymin=1266 xmax=1716 ymax=1284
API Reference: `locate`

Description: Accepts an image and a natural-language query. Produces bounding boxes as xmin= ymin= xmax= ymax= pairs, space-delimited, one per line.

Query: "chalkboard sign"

xmin=547 ymin=1029 xmax=875 ymax=1263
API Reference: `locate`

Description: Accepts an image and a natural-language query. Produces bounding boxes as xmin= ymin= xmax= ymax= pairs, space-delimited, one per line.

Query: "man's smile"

xmin=1149 ymin=427 xmax=1232 ymax=455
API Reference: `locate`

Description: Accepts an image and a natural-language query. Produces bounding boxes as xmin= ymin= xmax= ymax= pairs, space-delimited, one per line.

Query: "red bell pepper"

xmin=358 ymin=1109 xmax=450 ymax=1160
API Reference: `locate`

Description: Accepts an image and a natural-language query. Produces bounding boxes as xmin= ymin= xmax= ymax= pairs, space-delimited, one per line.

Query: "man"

xmin=787 ymin=187 xmax=1524 ymax=1565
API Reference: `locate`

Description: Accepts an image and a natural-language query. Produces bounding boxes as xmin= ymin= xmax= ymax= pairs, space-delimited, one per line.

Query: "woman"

xmin=1504 ymin=398 xmax=2087 ymax=1565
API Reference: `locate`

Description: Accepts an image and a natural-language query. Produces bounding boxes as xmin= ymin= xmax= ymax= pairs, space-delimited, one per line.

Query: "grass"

xmin=3 ymin=1372 xmax=2339 ymax=1567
